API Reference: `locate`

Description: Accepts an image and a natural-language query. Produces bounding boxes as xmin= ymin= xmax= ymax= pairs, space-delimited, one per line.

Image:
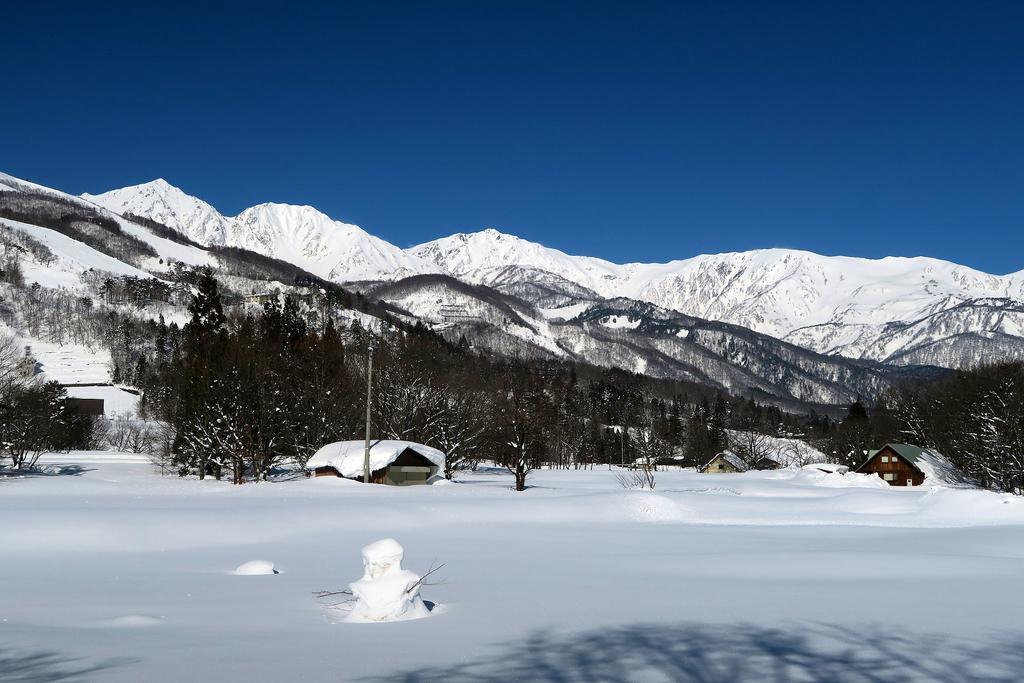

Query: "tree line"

xmin=135 ymin=271 xmax=820 ymax=489
xmin=4 ymin=260 xmax=1021 ymax=496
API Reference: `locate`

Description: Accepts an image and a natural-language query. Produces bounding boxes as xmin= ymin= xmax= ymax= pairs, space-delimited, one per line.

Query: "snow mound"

xmin=792 ymin=469 xmax=890 ymax=489
xmin=92 ymin=615 xmax=164 ymax=628
xmin=345 ymin=539 xmax=434 ymax=623
xmin=802 ymin=463 xmax=850 ymax=474
xmin=629 ymin=493 xmax=693 ymax=522
xmin=234 ymin=560 xmax=278 ymax=576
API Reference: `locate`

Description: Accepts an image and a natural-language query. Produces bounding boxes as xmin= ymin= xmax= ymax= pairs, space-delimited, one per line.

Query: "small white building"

xmin=306 ymin=440 xmax=444 ymax=485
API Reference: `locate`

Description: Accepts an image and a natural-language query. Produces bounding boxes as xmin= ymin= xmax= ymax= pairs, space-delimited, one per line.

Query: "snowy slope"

xmin=370 ymin=277 xmax=921 ymax=406
xmin=1 ymin=217 xmax=154 ymax=288
xmin=86 ymin=181 xmax=437 ymax=282
xmin=230 ymin=203 xmax=434 ymax=282
xmin=115 ymin=217 xmax=215 ymax=269
xmin=370 ymin=275 xmax=569 ymax=358
xmin=411 ymin=233 xmax=1024 ymax=367
xmin=412 ymin=234 xmax=1023 ymax=338
xmin=2 ymin=172 xmax=214 ymax=275
xmin=411 ymin=228 xmax=627 ymax=292
xmin=82 ymin=179 xmax=232 ymax=246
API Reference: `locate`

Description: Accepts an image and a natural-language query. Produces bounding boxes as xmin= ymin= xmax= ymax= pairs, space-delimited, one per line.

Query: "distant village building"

xmin=700 ymin=450 xmax=749 ymax=474
xmin=856 ymin=443 xmax=972 ymax=487
xmin=64 ymin=397 xmax=104 ymax=417
xmin=240 ymin=292 xmax=279 ymax=306
xmin=630 ymin=455 xmax=685 ymax=470
xmin=306 ymin=440 xmax=444 ymax=486
xmin=751 ymin=456 xmax=783 ymax=471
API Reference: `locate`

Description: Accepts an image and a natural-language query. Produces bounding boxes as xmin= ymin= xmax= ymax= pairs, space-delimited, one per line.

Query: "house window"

xmin=883 ymin=473 xmax=895 ymax=481
xmin=718 ymin=464 xmax=725 ymax=470
xmin=881 ymin=456 xmax=889 ymax=463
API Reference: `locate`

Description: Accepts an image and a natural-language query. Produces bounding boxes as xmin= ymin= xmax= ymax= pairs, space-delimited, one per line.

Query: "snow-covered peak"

xmin=80 ymin=174 xmax=1024 ymax=366
xmin=83 ymin=179 xmax=231 ymax=246
xmin=84 ymin=181 xmax=438 ymax=282
xmin=231 ymin=202 xmax=435 ymax=281
xmin=410 ymin=228 xmax=625 ymax=293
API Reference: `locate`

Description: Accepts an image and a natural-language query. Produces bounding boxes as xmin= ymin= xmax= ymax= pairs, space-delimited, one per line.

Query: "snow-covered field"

xmin=3 ymin=455 xmax=1024 ymax=682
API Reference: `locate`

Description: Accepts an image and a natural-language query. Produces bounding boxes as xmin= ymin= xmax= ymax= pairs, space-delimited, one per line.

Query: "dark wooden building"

xmin=307 ymin=440 xmax=444 ymax=486
xmin=64 ymin=397 xmax=104 ymax=417
xmin=313 ymin=448 xmax=439 ymax=485
xmin=855 ymin=443 xmax=970 ymax=487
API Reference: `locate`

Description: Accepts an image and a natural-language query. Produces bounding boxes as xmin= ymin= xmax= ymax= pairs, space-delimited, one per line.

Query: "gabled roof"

xmin=702 ymin=450 xmax=748 ymax=472
xmin=858 ymin=443 xmax=974 ymax=487
xmin=306 ymin=440 xmax=445 ymax=478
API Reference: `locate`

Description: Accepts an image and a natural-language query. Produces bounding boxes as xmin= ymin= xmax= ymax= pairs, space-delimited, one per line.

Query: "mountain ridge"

xmin=75 ymin=177 xmax=1024 ymax=369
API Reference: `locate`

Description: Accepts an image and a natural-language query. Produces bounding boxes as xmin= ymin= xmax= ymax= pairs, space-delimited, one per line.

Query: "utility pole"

xmin=620 ymin=426 xmax=625 ymax=468
xmin=363 ymin=343 xmax=375 ymax=483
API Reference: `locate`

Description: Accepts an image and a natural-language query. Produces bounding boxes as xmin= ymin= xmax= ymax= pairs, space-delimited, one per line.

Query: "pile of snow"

xmin=910 ymin=449 xmax=976 ymax=488
xmin=801 ymin=463 xmax=850 ymax=475
xmin=306 ymin=440 xmax=445 ymax=479
xmin=92 ymin=615 xmax=164 ymax=628
xmin=234 ymin=560 xmax=278 ymax=576
xmin=346 ymin=539 xmax=431 ymax=623
xmin=791 ymin=469 xmax=889 ymax=489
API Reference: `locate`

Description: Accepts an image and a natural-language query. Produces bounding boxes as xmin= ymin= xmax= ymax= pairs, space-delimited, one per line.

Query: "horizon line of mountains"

xmin=3 ymin=170 xmax=1024 ymax=409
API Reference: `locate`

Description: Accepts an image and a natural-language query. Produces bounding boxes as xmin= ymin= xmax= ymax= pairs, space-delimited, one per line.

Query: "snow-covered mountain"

xmin=366 ymin=275 xmax=942 ymax=407
xmin=84 ymin=178 xmax=1024 ymax=368
xmin=82 ymin=179 xmax=232 ymax=246
xmin=229 ymin=203 xmax=433 ymax=282
xmin=0 ymin=170 xmax=1001 ymax=404
xmin=409 ymin=232 xmax=1024 ymax=367
xmin=85 ymin=181 xmax=435 ymax=282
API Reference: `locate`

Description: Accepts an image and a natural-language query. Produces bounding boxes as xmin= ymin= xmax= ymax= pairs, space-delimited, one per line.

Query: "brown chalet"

xmin=856 ymin=443 xmax=971 ymax=487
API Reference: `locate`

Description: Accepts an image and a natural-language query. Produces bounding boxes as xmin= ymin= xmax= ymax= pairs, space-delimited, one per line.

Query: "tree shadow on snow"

xmin=363 ymin=622 xmax=1024 ymax=682
xmin=0 ymin=647 xmax=135 ymax=682
xmin=0 ymin=464 xmax=92 ymax=479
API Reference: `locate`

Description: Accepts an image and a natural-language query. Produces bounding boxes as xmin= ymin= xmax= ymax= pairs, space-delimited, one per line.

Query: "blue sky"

xmin=3 ymin=1 xmax=1022 ymax=273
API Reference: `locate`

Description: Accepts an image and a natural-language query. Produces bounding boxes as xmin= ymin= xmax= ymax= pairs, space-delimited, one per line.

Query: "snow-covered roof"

xmin=702 ymin=450 xmax=748 ymax=472
xmin=725 ymin=430 xmax=830 ymax=468
xmin=306 ymin=440 xmax=445 ymax=478
xmin=860 ymin=443 xmax=974 ymax=487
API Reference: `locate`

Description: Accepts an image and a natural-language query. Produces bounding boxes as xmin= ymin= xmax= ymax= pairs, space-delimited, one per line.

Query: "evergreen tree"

xmin=184 ymin=268 xmax=226 ymax=342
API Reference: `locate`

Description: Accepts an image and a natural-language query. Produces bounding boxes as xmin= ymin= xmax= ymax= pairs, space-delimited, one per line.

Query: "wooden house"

xmin=306 ymin=440 xmax=444 ymax=486
xmin=855 ymin=443 xmax=971 ymax=487
xmin=750 ymin=456 xmax=783 ymax=470
xmin=700 ymin=450 xmax=749 ymax=474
